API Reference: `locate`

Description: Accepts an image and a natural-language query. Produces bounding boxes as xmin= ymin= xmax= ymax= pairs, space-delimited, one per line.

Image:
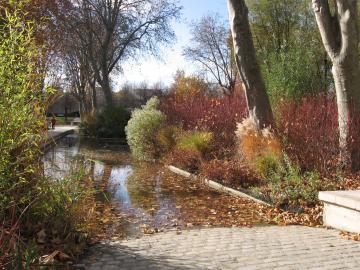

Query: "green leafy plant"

xmin=255 ymin=155 xmax=280 ymax=179
xmin=266 ymin=155 xmax=322 ymax=206
xmin=0 ymin=4 xmax=50 ymax=266
xmin=263 ymin=46 xmax=324 ymax=104
xmin=0 ymin=4 xmax=47 ymax=218
xmin=0 ymin=4 xmax=96 ymax=267
xmin=126 ymin=97 xmax=166 ymax=160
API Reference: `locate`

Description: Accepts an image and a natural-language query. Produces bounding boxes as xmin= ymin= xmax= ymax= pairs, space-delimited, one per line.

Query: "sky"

xmin=115 ymin=0 xmax=229 ymax=89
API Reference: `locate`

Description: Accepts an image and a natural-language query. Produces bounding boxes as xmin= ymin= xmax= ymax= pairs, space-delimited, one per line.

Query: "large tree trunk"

xmin=227 ymin=0 xmax=274 ymax=129
xmin=100 ymin=73 xmax=113 ymax=107
xmin=312 ymin=0 xmax=360 ymax=169
xmin=79 ymin=100 xmax=85 ymax=119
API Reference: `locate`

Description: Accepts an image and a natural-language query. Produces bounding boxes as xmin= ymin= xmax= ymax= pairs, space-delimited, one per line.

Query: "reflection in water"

xmin=44 ymin=135 xmax=80 ymax=180
xmin=43 ymin=134 xmax=267 ymax=239
xmin=109 ymin=166 xmax=133 ymax=207
xmin=43 ymin=134 xmax=180 ymax=238
xmin=93 ymin=162 xmax=105 ymax=182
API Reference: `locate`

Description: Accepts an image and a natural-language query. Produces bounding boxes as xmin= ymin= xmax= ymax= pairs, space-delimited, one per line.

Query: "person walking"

xmin=51 ymin=116 xmax=56 ymax=129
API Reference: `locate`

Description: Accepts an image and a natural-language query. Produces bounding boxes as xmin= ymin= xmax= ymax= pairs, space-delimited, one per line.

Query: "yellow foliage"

xmin=170 ymin=71 xmax=209 ymax=96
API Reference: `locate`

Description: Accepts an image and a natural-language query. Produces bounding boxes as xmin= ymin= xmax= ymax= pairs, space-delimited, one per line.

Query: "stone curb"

xmin=167 ymin=165 xmax=272 ymax=206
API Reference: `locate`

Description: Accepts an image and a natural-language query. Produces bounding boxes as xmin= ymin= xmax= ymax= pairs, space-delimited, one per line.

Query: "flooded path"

xmin=44 ymin=135 xmax=267 ymax=241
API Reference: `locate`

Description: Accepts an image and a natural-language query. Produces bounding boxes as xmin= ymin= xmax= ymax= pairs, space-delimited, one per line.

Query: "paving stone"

xmin=80 ymin=226 xmax=360 ymax=269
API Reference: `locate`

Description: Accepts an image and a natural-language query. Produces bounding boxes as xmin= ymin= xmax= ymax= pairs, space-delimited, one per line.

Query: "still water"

xmin=43 ymin=134 xmax=181 ymax=238
xmin=44 ymin=134 xmax=266 ymax=239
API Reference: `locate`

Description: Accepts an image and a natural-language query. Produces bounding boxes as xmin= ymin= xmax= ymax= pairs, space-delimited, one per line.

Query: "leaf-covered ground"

xmin=92 ymin=163 xmax=326 ymax=243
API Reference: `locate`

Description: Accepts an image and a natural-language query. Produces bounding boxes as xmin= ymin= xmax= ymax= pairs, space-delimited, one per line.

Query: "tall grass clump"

xmin=165 ymin=131 xmax=213 ymax=173
xmin=235 ymin=117 xmax=282 ymax=176
xmin=177 ymin=131 xmax=213 ymax=155
xmin=126 ymin=97 xmax=166 ymax=160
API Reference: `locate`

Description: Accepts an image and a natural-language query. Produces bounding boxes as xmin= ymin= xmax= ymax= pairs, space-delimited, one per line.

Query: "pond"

xmin=44 ymin=134 xmax=266 ymax=240
xmin=44 ymin=134 xmax=180 ymax=238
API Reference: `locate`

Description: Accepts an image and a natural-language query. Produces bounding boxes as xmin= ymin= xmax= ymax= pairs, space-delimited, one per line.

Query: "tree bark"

xmin=89 ymin=78 xmax=97 ymax=111
xmin=100 ymin=73 xmax=113 ymax=107
xmin=227 ymin=0 xmax=274 ymax=129
xmin=312 ymin=0 xmax=360 ymax=168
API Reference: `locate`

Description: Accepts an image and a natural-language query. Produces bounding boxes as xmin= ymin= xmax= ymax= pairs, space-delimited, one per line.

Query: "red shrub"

xmin=277 ymin=93 xmax=338 ymax=173
xmin=165 ymin=148 xmax=203 ymax=173
xmin=160 ymin=91 xmax=248 ymax=152
xmin=200 ymin=159 xmax=259 ymax=188
xmin=349 ymin=110 xmax=360 ymax=171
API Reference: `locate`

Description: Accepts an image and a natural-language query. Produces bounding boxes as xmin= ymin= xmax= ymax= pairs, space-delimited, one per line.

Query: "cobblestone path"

xmin=80 ymin=226 xmax=360 ymax=270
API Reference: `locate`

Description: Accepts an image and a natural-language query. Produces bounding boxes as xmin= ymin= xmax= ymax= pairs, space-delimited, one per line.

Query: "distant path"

xmin=42 ymin=125 xmax=78 ymax=151
xmin=80 ymin=226 xmax=360 ymax=270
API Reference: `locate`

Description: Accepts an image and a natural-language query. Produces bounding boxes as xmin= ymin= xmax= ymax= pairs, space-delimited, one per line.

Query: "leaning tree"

xmin=227 ymin=0 xmax=274 ymax=128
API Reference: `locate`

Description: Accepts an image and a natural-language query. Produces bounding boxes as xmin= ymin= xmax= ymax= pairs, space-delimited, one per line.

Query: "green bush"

xmin=81 ymin=105 xmax=130 ymax=138
xmin=126 ymin=97 xmax=166 ymax=160
xmin=0 ymin=4 xmax=95 ymax=266
xmin=255 ymin=155 xmax=280 ymax=179
xmin=262 ymin=45 xmax=325 ymax=105
xmin=266 ymin=155 xmax=321 ymax=206
xmin=177 ymin=131 xmax=213 ymax=156
xmin=0 ymin=4 xmax=47 ymax=218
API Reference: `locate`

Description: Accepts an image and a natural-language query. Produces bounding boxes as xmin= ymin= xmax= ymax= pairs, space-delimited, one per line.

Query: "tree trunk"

xmin=79 ymin=100 xmax=85 ymax=119
xmin=100 ymin=73 xmax=113 ymax=107
xmin=227 ymin=0 xmax=274 ymax=129
xmin=89 ymin=78 xmax=97 ymax=111
xmin=312 ymin=0 xmax=360 ymax=168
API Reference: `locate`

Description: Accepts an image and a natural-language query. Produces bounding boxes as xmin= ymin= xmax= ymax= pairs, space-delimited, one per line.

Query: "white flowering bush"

xmin=126 ymin=97 xmax=166 ymax=160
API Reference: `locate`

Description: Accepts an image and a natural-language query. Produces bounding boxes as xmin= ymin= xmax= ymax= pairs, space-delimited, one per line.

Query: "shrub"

xmin=155 ymin=125 xmax=181 ymax=155
xmin=277 ymin=93 xmax=360 ymax=173
xmin=161 ymin=91 xmax=247 ymax=150
xmin=235 ymin=117 xmax=282 ymax=172
xmin=0 ymin=6 xmax=48 ymax=266
xmin=166 ymin=148 xmax=203 ymax=173
xmin=177 ymin=131 xmax=213 ymax=156
xmin=200 ymin=159 xmax=258 ymax=188
xmin=277 ymin=94 xmax=339 ymax=173
xmin=262 ymin=45 xmax=325 ymax=104
xmin=255 ymin=155 xmax=280 ymax=179
xmin=0 ymin=5 xmax=96 ymax=266
xmin=349 ymin=113 xmax=360 ymax=171
xmin=81 ymin=105 xmax=130 ymax=138
xmin=169 ymin=72 xmax=211 ymax=96
xmin=164 ymin=131 xmax=213 ymax=173
xmin=0 ymin=3 xmax=47 ymax=214
xmin=126 ymin=97 xmax=166 ymax=160
xmin=266 ymin=155 xmax=322 ymax=207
